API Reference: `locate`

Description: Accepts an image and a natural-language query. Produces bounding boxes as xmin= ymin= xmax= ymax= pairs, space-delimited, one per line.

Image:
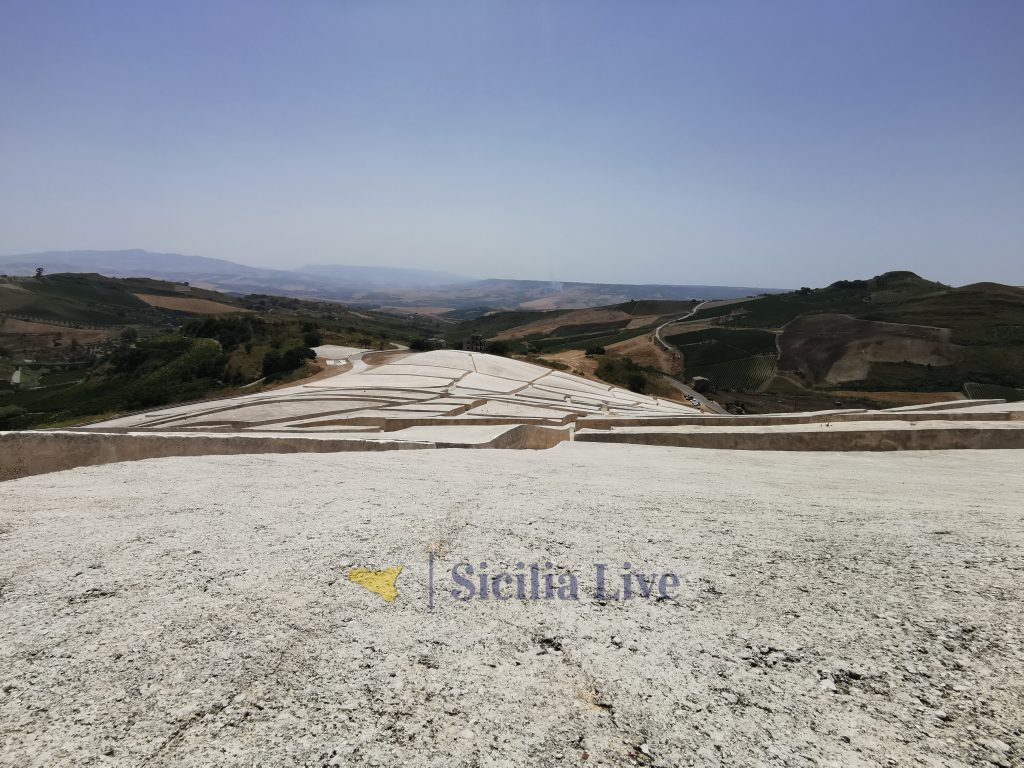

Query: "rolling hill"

xmin=0 ymin=271 xmax=246 ymax=326
xmin=669 ymin=272 xmax=1024 ymax=398
xmin=448 ymin=272 xmax=1024 ymax=410
xmin=0 ymin=250 xmax=785 ymax=309
xmin=0 ymin=250 xmax=468 ymax=297
xmin=6 ymin=267 xmax=1021 ymax=419
xmin=0 ymin=272 xmax=438 ymax=429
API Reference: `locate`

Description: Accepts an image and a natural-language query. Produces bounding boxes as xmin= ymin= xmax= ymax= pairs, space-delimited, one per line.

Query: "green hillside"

xmin=442 ymin=272 xmax=1024 ymax=409
xmin=446 ymin=301 xmax=700 ymax=354
xmin=673 ymin=272 xmax=1024 ymax=403
xmin=0 ymin=272 xmax=244 ymax=325
xmin=0 ymin=273 xmax=436 ymax=429
xmin=686 ymin=271 xmax=948 ymax=330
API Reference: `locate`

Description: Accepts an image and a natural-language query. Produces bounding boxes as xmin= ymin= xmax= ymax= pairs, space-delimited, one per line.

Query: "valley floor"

xmin=1 ymin=445 xmax=1021 ymax=767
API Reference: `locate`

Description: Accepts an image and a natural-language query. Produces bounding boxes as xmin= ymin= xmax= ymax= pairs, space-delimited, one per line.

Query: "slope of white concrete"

xmin=2 ymin=445 xmax=1021 ymax=766
xmin=29 ymin=350 xmax=1022 ymax=463
xmin=85 ymin=350 xmax=700 ymax=434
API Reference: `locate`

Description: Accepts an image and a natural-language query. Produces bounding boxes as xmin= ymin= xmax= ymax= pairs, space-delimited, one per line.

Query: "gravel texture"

xmin=1 ymin=445 xmax=1022 ymax=767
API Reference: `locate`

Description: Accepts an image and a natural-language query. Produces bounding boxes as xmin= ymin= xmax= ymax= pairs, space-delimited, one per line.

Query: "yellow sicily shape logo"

xmin=347 ymin=565 xmax=403 ymax=603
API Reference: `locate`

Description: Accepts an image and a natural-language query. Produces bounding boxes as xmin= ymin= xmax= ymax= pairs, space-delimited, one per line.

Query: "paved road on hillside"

xmin=660 ymin=373 xmax=729 ymax=414
xmin=348 ymin=350 xmax=369 ymax=374
xmin=651 ymin=301 xmax=729 ymax=414
xmin=653 ymin=300 xmax=707 ymax=350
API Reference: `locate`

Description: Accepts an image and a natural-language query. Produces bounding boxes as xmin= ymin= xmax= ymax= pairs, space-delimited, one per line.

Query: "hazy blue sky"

xmin=1 ymin=0 xmax=1022 ymax=287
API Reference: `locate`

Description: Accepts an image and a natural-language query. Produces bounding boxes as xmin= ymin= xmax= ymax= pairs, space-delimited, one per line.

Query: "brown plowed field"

xmin=779 ymin=313 xmax=960 ymax=385
xmin=134 ymin=294 xmax=245 ymax=315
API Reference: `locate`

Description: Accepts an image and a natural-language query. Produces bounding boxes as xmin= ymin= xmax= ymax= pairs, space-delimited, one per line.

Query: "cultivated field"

xmin=0 ymin=317 xmax=113 ymax=351
xmin=778 ymin=314 xmax=960 ymax=386
xmin=493 ymin=308 xmax=635 ymax=341
xmin=133 ymin=294 xmax=246 ymax=315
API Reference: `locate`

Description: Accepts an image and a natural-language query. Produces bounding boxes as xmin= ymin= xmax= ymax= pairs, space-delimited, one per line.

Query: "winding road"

xmin=653 ymin=300 xmax=707 ymax=351
xmin=651 ymin=300 xmax=729 ymax=414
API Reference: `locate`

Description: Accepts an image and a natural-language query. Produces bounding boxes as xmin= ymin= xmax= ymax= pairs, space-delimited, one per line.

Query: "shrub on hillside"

xmin=139 ymin=339 xmax=225 ymax=386
xmin=182 ymin=316 xmax=264 ymax=351
xmin=123 ymin=338 xmax=228 ymax=408
xmin=262 ymin=346 xmax=316 ymax=378
xmin=595 ymin=355 xmax=652 ymax=393
xmin=109 ymin=334 xmax=192 ymax=375
xmin=0 ymin=404 xmax=27 ymax=429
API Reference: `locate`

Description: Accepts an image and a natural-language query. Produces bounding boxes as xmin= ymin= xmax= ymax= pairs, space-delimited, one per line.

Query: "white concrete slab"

xmin=170 ymin=400 xmax=387 ymax=425
xmin=390 ymin=350 xmax=477 ymax=371
xmin=384 ymin=404 xmax=465 ymax=413
xmin=924 ymin=401 xmax=1024 ymax=414
xmin=470 ymin=355 xmax=549 ymax=381
xmin=303 ymin=374 xmax=454 ymax=390
xmin=467 ymin=402 xmax=568 ymax=418
xmin=364 ymin=365 xmax=467 ymax=379
xmin=365 ymin=424 xmax=518 ymax=443
xmin=534 ymin=371 xmax=614 ymax=394
xmin=457 ymin=372 xmax=527 ymax=393
xmin=883 ymin=399 xmax=1004 ymax=412
xmin=299 ymin=388 xmax=439 ymax=400
xmin=312 ymin=345 xmax=367 ymax=361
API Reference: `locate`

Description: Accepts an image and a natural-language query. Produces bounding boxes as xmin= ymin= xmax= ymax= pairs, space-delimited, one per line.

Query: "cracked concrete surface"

xmin=84 ymin=350 xmax=698 ymax=434
xmin=1 ymin=444 xmax=1022 ymax=767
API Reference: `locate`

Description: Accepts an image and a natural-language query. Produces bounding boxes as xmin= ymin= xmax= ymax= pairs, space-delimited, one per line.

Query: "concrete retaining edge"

xmin=0 ymin=424 xmax=573 ymax=482
xmin=575 ymin=426 xmax=1024 ymax=451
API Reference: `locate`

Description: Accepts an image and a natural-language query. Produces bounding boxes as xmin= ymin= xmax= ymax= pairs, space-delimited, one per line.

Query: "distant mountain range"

xmin=0 ymin=249 xmax=786 ymax=309
xmin=0 ymin=250 xmax=467 ymax=293
xmin=298 ymin=263 xmax=469 ymax=288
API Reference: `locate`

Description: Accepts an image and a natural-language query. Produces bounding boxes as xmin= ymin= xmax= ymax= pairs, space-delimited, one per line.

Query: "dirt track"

xmin=1 ymin=445 xmax=1021 ymax=767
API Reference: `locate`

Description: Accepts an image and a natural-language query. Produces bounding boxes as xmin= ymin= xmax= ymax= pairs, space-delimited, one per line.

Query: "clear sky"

xmin=1 ymin=0 xmax=1022 ymax=288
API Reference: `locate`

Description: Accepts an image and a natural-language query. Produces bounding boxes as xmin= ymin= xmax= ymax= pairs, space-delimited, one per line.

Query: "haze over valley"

xmin=0 ymin=249 xmax=787 ymax=309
